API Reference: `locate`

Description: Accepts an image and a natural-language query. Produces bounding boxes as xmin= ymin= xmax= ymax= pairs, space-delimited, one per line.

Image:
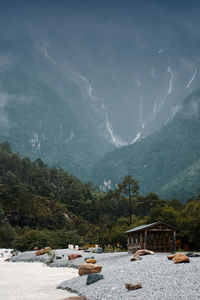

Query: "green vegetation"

xmin=0 ymin=142 xmax=200 ymax=251
xmin=45 ymin=250 xmax=56 ymax=265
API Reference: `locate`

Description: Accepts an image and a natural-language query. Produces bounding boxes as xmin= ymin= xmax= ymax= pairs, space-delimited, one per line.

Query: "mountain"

xmin=0 ymin=36 xmax=114 ymax=179
xmin=91 ymin=90 xmax=200 ymax=200
xmin=1 ymin=2 xmax=200 ymax=180
xmin=1 ymin=2 xmax=200 ymax=145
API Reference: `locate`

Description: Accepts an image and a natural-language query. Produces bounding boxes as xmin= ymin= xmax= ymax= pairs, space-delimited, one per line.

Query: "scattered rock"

xmin=12 ymin=251 xmax=18 ymax=256
xmin=86 ymin=273 xmax=104 ymax=285
xmin=93 ymin=247 xmax=103 ymax=254
xmin=68 ymin=254 xmax=82 ymax=260
xmin=84 ymin=256 xmax=94 ymax=261
xmin=125 ymin=283 xmax=142 ymax=290
xmin=35 ymin=247 xmax=52 ymax=256
xmin=78 ymin=264 xmax=102 ymax=276
xmin=167 ymin=255 xmax=176 ymax=260
xmin=5 ymin=258 xmax=10 ymax=262
xmin=36 ymin=249 xmax=46 ymax=256
xmin=86 ymin=259 xmax=96 ymax=264
xmin=56 ymin=256 xmax=62 ymax=259
xmin=186 ymin=252 xmax=200 ymax=257
xmin=130 ymin=256 xmax=142 ymax=261
xmin=34 ymin=247 xmax=38 ymax=250
xmin=134 ymin=249 xmax=154 ymax=257
xmin=173 ymin=253 xmax=190 ymax=263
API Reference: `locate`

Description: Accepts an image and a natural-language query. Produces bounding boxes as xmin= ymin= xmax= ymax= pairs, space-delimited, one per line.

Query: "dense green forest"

xmin=0 ymin=142 xmax=200 ymax=250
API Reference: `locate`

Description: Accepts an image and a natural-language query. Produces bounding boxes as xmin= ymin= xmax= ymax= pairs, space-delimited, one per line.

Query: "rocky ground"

xmin=11 ymin=249 xmax=200 ymax=300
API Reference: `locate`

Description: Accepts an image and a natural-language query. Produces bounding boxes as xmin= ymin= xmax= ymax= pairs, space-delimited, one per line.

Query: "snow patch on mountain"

xmin=130 ymin=131 xmax=141 ymax=144
xmin=100 ymin=179 xmax=112 ymax=191
xmin=153 ymin=98 xmax=158 ymax=116
xmin=186 ymin=69 xmax=198 ymax=88
xmin=65 ymin=131 xmax=74 ymax=144
xmin=30 ymin=133 xmax=41 ymax=150
xmin=105 ymin=113 xmax=126 ymax=147
xmin=167 ymin=66 xmax=174 ymax=95
xmin=37 ymin=41 xmax=56 ymax=65
xmin=79 ymin=75 xmax=97 ymax=102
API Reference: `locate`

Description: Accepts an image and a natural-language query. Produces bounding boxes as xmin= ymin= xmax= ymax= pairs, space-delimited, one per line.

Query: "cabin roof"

xmin=125 ymin=221 xmax=178 ymax=233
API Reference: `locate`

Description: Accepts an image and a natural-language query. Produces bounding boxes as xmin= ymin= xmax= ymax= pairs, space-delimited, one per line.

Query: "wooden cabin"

xmin=125 ymin=221 xmax=178 ymax=253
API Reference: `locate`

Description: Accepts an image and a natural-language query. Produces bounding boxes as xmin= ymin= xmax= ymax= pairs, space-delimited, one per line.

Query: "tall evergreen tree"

xmin=118 ymin=175 xmax=139 ymax=224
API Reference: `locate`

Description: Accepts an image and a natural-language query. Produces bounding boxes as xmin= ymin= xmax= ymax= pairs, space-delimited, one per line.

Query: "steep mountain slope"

xmin=0 ymin=37 xmax=114 ymax=179
xmin=91 ymin=90 xmax=200 ymax=200
xmin=1 ymin=1 xmax=200 ymax=147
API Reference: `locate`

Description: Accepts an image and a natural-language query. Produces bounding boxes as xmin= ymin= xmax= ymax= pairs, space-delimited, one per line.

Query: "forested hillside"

xmin=0 ymin=142 xmax=200 ymax=250
xmin=92 ymin=90 xmax=200 ymax=201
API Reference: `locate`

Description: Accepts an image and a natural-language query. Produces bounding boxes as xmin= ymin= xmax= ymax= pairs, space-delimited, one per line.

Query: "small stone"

xmin=125 ymin=283 xmax=142 ymax=290
xmin=186 ymin=252 xmax=200 ymax=257
xmin=86 ymin=273 xmax=104 ymax=285
xmin=56 ymin=256 xmax=62 ymax=259
xmin=134 ymin=249 xmax=154 ymax=257
xmin=61 ymin=297 xmax=89 ymax=300
xmin=5 ymin=258 xmax=10 ymax=262
xmin=68 ymin=254 xmax=82 ymax=260
xmin=34 ymin=247 xmax=38 ymax=251
xmin=86 ymin=259 xmax=96 ymax=264
xmin=95 ymin=247 xmax=103 ymax=253
xmin=130 ymin=256 xmax=142 ymax=261
xmin=84 ymin=256 xmax=94 ymax=261
xmin=36 ymin=249 xmax=46 ymax=256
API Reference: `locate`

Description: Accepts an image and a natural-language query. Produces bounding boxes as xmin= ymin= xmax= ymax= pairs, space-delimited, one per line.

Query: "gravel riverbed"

xmin=11 ymin=250 xmax=200 ymax=300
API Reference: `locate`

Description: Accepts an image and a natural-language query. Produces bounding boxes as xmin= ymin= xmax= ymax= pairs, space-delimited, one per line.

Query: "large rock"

xmin=125 ymin=283 xmax=142 ymax=290
xmin=134 ymin=249 xmax=154 ymax=257
xmin=173 ymin=253 xmax=190 ymax=263
xmin=78 ymin=264 xmax=102 ymax=276
xmin=86 ymin=273 xmax=104 ymax=285
xmin=68 ymin=254 xmax=82 ymax=260
xmin=86 ymin=259 xmax=96 ymax=264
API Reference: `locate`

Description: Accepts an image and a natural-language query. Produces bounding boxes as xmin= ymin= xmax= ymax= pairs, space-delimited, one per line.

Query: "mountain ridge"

xmin=91 ymin=89 xmax=200 ymax=200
